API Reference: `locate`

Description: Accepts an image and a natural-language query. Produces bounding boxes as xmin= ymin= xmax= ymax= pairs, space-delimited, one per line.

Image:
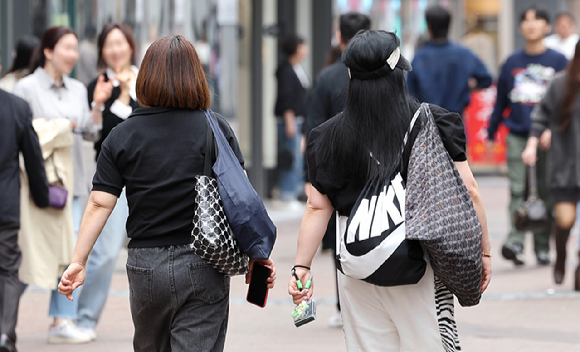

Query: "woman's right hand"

xmin=288 ymin=267 xmax=313 ymax=304
xmin=521 ymin=145 xmax=538 ymax=166
xmin=58 ymin=262 xmax=86 ymax=301
xmin=93 ymin=74 xmax=114 ymax=105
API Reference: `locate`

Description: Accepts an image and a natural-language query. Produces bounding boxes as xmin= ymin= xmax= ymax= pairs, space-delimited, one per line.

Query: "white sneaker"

xmin=328 ymin=312 xmax=343 ymax=328
xmin=48 ymin=320 xmax=92 ymax=344
xmin=76 ymin=326 xmax=97 ymax=341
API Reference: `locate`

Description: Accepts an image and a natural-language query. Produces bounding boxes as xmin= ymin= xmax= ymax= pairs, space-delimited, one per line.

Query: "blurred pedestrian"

xmin=488 ymin=5 xmax=568 ymax=267
xmin=303 ymin=12 xmax=370 ymax=328
xmin=544 ymin=12 xmax=579 ymax=60
xmin=58 ymin=35 xmax=276 ymax=352
xmin=407 ymin=5 xmax=492 ymax=116
xmin=0 ymin=36 xmax=40 ymax=92
xmin=0 ymin=59 xmax=50 ymax=352
xmin=74 ymin=23 xmax=140 ymax=341
xmin=288 ymin=30 xmax=491 ymax=351
xmin=77 ymin=24 xmax=98 ymax=86
xmin=12 ymin=26 xmax=104 ymax=344
xmin=522 ymin=39 xmax=580 ymax=291
xmin=275 ymin=34 xmax=309 ymax=205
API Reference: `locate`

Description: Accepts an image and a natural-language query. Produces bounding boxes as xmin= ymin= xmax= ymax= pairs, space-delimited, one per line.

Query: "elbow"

xmin=465 ymin=179 xmax=482 ymax=204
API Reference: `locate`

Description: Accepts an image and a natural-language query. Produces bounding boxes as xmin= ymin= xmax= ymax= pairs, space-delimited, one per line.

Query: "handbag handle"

xmin=50 ymin=154 xmax=65 ymax=186
xmin=527 ymin=165 xmax=539 ymax=200
xmin=203 ymin=115 xmax=216 ymax=177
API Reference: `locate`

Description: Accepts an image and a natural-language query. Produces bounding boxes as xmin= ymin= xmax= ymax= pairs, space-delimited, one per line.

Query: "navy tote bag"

xmin=204 ymin=109 xmax=277 ymax=260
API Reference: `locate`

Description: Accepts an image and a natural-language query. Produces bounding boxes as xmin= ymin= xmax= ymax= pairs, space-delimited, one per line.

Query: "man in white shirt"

xmin=544 ymin=12 xmax=579 ymax=60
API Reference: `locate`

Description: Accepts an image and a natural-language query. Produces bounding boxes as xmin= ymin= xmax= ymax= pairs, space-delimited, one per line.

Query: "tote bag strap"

xmin=203 ymin=109 xmax=243 ymax=172
xmin=203 ymin=117 xmax=216 ymax=177
xmin=401 ymin=103 xmax=423 ymax=151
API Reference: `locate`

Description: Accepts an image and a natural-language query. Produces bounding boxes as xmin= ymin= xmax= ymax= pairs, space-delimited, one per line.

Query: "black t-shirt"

xmin=93 ymin=107 xmax=245 ymax=248
xmin=307 ymin=102 xmax=467 ymax=216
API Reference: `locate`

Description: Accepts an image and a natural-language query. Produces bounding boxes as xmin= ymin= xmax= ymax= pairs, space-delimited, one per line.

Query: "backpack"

xmin=335 ymin=108 xmax=426 ymax=286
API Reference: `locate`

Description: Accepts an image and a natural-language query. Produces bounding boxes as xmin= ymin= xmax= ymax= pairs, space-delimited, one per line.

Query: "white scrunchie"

xmin=386 ymin=47 xmax=401 ymax=70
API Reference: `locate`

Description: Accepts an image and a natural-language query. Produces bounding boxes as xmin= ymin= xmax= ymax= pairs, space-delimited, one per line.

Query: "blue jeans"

xmin=30 ymin=196 xmax=82 ymax=318
xmin=77 ymin=189 xmax=128 ymax=328
xmin=277 ymin=121 xmax=304 ymax=201
xmin=127 ymin=245 xmax=229 ymax=352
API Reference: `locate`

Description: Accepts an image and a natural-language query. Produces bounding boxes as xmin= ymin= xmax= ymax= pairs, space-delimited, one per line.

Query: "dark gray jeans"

xmin=127 ymin=245 xmax=229 ymax=352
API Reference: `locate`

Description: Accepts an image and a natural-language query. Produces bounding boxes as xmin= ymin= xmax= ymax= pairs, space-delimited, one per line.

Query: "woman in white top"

xmin=13 ymin=26 xmax=109 ymax=344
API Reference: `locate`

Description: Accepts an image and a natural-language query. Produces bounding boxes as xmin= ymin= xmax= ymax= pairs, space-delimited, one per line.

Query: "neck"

xmin=525 ymin=39 xmax=547 ymax=55
xmin=43 ymin=62 xmax=63 ymax=85
xmin=431 ymin=37 xmax=447 ymax=43
xmin=288 ymin=56 xmax=299 ymax=66
xmin=560 ymin=33 xmax=572 ymax=40
xmin=112 ymin=64 xmax=131 ymax=74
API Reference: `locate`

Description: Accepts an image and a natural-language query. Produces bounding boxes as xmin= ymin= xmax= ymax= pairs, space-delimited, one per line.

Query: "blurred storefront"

xmin=3 ymin=0 xmax=580 ymax=189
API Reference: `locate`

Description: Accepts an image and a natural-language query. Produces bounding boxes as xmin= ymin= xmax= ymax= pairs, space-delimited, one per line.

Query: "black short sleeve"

xmin=92 ymin=136 xmax=124 ymax=197
xmin=429 ymin=104 xmax=467 ymax=162
xmin=306 ymin=126 xmax=325 ymax=195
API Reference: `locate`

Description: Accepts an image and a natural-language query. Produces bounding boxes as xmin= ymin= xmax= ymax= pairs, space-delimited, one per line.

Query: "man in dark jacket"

xmin=0 ymin=62 xmax=49 ymax=352
xmin=303 ymin=12 xmax=371 ymax=137
xmin=302 ymin=12 xmax=371 ymax=329
xmin=406 ymin=5 xmax=492 ymax=116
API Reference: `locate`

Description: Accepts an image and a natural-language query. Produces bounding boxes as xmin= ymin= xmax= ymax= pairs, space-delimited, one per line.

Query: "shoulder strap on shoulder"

xmin=402 ymin=104 xmax=423 ymax=149
xmin=203 ymin=111 xmax=216 ymax=176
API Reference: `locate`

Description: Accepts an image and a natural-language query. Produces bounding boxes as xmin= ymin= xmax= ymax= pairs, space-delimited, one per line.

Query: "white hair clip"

xmin=386 ymin=47 xmax=401 ymax=70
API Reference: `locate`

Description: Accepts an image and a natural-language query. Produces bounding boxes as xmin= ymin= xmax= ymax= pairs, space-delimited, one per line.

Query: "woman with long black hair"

xmin=0 ymin=35 xmax=40 ymax=92
xmin=288 ymin=30 xmax=491 ymax=351
xmin=523 ymin=40 xmax=580 ymax=291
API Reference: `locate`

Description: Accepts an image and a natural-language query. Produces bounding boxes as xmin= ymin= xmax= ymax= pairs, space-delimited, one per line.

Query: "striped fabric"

xmin=434 ymin=277 xmax=462 ymax=351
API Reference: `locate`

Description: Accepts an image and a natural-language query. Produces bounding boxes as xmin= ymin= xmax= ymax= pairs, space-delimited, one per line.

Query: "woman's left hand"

xmin=539 ymin=129 xmax=551 ymax=150
xmin=481 ymin=256 xmax=492 ymax=293
xmin=116 ymin=69 xmax=135 ymax=93
xmin=246 ymin=258 xmax=276 ymax=289
xmin=58 ymin=262 xmax=86 ymax=301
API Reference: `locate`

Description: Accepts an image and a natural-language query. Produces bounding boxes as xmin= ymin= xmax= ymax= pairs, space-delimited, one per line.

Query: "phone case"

xmin=246 ymin=264 xmax=272 ymax=308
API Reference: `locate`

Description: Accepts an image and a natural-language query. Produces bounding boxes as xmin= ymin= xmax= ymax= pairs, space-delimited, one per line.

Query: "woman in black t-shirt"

xmin=288 ymin=31 xmax=491 ymax=351
xmin=58 ymin=35 xmax=276 ymax=351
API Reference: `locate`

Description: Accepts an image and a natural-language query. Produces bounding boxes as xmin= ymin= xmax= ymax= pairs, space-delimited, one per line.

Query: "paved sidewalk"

xmin=15 ymin=176 xmax=580 ymax=351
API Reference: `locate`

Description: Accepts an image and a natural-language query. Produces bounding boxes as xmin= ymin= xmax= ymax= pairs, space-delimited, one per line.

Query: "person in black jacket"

xmin=274 ymin=34 xmax=309 ymax=203
xmin=0 ymin=63 xmax=49 ymax=352
xmin=303 ymin=13 xmax=370 ymax=138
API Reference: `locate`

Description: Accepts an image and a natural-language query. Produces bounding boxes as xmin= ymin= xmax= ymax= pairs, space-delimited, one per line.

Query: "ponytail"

xmin=29 ymin=46 xmax=45 ymax=72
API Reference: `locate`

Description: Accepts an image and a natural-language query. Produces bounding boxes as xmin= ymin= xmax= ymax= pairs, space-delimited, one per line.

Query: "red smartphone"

xmin=246 ymin=263 xmax=272 ymax=308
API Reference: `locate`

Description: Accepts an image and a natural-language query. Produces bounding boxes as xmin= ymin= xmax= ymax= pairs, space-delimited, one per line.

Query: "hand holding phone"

xmin=247 ymin=262 xmax=273 ymax=308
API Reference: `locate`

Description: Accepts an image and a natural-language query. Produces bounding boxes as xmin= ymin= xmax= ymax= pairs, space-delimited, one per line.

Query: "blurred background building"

xmin=2 ymin=0 xmax=580 ymax=195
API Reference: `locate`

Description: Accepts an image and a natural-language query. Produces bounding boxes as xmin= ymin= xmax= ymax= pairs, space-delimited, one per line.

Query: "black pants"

xmin=0 ymin=222 xmax=21 ymax=342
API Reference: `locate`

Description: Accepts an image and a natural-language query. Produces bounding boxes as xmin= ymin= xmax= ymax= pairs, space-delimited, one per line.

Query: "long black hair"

xmin=5 ymin=36 xmax=40 ymax=75
xmin=560 ymin=40 xmax=580 ymax=130
xmin=321 ymin=30 xmax=412 ymax=188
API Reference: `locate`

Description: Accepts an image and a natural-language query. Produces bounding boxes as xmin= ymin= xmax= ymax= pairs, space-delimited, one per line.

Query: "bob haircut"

xmin=136 ymin=35 xmax=210 ymax=110
xmin=97 ymin=23 xmax=136 ymax=70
